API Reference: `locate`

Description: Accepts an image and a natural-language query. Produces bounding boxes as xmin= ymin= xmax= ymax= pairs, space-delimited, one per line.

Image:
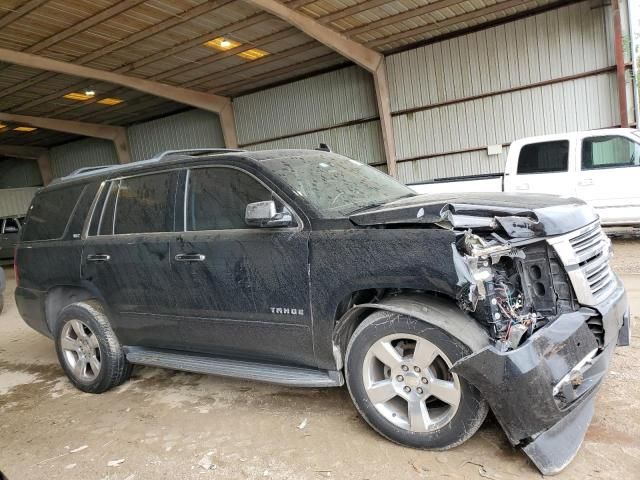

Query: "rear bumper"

xmin=452 ymin=275 xmax=629 ymax=475
xmin=15 ymin=286 xmax=51 ymax=338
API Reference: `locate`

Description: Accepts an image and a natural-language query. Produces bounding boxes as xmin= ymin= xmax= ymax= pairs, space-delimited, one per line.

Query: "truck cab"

xmin=505 ymin=129 xmax=640 ymax=225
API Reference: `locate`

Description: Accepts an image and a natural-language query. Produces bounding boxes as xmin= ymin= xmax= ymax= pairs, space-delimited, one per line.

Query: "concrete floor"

xmin=0 ymin=240 xmax=639 ymax=480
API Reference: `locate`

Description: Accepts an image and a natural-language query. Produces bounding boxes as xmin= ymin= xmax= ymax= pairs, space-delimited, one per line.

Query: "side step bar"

xmin=124 ymin=347 xmax=343 ymax=388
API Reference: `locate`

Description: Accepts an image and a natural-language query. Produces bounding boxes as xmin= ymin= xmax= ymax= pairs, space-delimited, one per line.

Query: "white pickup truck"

xmin=412 ymin=128 xmax=640 ymax=226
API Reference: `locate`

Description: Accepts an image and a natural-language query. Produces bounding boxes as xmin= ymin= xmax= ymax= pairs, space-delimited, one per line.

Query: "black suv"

xmin=15 ymin=149 xmax=630 ymax=475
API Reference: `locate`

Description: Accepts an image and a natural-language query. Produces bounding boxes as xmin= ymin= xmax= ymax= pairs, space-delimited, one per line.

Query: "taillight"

xmin=13 ymin=246 xmax=19 ymax=287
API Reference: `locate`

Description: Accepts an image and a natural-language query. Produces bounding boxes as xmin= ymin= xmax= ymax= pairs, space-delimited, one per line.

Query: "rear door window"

xmin=581 ymin=135 xmax=640 ymax=170
xmin=22 ymin=185 xmax=84 ymax=241
xmin=517 ymin=141 xmax=569 ymax=174
xmin=112 ymin=172 xmax=176 ymax=235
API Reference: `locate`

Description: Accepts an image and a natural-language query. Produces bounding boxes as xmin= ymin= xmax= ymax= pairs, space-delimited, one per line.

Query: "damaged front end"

xmin=446 ymin=206 xmax=630 ymax=475
xmin=451 ymin=228 xmax=577 ymax=352
xmin=348 ymin=192 xmax=630 ymax=474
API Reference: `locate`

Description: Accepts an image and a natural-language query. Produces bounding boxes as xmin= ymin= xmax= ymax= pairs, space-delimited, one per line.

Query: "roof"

xmin=0 ymin=0 xmax=564 ymax=148
xmin=46 ymin=147 xmax=329 ymax=187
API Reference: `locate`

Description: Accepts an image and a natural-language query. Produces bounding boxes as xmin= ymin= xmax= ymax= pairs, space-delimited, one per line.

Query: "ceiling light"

xmin=97 ymin=97 xmax=124 ymax=105
xmin=0 ymin=123 xmax=6 ymax=129
xmin=204 ymin=36 xmax=241 ymax=51
xmin=84 ymin=89 xmax=95 ymax=98
xmin=237 ymin=48 xmax=269 ymax=60
xmin=63 ymin=92 xmax=94 ymax=101
xmin=14 ymin=126 xmax=37 ymax=132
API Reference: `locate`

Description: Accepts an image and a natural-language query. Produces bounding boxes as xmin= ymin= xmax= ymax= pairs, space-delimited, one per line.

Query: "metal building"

xmin=0 ymin=0 xmax=636 ymax=217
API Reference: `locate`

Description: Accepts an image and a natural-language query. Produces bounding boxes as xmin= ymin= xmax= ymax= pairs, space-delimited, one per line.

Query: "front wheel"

xmin=345 ymin=310 xmax=488 ymax=450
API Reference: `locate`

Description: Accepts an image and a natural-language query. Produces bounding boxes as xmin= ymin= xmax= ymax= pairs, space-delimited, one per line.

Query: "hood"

xmin=349 ymin=192 xmax=598 ymax=238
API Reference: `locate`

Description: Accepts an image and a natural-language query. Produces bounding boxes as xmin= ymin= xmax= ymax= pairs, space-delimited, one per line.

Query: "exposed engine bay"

xmin=452 ymin=229 xmax=578 ymax=352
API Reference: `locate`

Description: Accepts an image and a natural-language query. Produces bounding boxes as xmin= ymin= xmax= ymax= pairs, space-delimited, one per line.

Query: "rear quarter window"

xmin=22 ymin=185 xmax=85 ymax=241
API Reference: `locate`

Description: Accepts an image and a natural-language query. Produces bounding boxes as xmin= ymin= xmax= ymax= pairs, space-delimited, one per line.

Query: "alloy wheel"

xmin=362 ymin=333 xmax=461 ymax=432
xmin=60 ymin=319 xmax=102 ymax=381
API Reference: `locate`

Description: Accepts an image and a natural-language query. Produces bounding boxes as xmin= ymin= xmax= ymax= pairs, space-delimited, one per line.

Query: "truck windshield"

xmin=262 ymin=152 xmax=415 ymax=218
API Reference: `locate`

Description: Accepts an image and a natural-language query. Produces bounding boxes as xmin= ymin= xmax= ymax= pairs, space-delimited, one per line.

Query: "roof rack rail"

xmin=66 ymin=165 xmax=113 ymax=177
xmin=153 ymin=148 xmax=246 ymax=161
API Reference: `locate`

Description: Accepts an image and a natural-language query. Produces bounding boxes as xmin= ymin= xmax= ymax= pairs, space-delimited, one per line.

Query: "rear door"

xmin=168 ymin=166 xmax=314 ymax=367
xmin=504 ymin=139 xmax=576 ymax=196
xmin=575 ymin=132 xmax=640 ymax=225
xmin=82 ymin=171 xmax=180 ymax=349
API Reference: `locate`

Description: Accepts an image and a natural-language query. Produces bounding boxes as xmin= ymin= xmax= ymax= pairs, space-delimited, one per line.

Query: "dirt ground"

xmin=0 ymin=240 xmax=639 ymax=480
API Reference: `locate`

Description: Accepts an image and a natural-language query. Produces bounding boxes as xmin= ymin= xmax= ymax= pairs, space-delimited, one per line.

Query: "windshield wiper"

xmin=347 ymin=194 xmax=415 ymax=215
xmin=348 ymin=202 xmax=386 ymax=215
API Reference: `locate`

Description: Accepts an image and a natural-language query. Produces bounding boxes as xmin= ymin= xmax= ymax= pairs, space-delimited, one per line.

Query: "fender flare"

xmin=333 ymin=293 xmax=491 ymax=368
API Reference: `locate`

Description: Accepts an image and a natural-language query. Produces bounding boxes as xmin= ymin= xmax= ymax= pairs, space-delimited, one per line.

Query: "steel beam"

xmin=0 ymin=48 xmax=238 ymax=147
xmin=244 ymin=0 xmax=398 ymax=176
xmin=0 ymin=144 xmax=46 ymax=159
xmin=0 ymin=144 xmax=52 ymax=185
xmin=612 ymin=0 xmax=629 ymax=127
xmin=0 ymin=112 xmax=131 ymax=164
xmin=36 ymin=151 xmax=53 ymax=185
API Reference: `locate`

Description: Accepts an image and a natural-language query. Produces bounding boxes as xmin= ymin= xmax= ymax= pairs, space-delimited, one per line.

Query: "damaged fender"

xmin=333 ymin=293 xmax=491 ymax=365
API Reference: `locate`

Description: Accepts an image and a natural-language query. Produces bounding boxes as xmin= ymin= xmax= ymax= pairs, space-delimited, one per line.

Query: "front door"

xmin=504 ymin=139 xmax=576 ymax=196
xmin=169 ymin=166 xmax=314 ymax=367
xmin=576 ymin=133 xmax=640 ymax=225
xmin=82 ymin=171 xmax=180 ymax=349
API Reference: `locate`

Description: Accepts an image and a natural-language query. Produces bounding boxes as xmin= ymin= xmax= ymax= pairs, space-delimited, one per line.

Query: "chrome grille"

xmin=547 ymin=221 xmax=615 ymax=306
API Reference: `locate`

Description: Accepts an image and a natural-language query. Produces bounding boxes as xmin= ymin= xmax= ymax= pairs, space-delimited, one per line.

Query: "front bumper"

xmin=452 ymin=275 xmax=629 ymax=475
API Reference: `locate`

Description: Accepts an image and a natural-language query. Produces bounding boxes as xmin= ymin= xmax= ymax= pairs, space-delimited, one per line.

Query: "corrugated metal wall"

xmin=0 ymin=158 xmax=42 ymax=188
xmin=46 ymin=109 xmax=225 ymax=180
xmin=128 ymin=109 xmax=224 ymax=161
xmin=244 ymin=120 xmax=386 ymax=165
xmin=0 ymin=187 xmax=39 ymax=217
xmin=387 ymin=1 xmax=623 ymax=184
xmin=50 ymin=138 xmax=118 ymax=178
xmin=234 ymin=66 xmax=384 ymax=165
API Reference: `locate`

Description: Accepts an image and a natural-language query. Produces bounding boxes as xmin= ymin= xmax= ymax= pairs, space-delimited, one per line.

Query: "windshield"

xmin=262 ymin=152 xmax=415 ymax=218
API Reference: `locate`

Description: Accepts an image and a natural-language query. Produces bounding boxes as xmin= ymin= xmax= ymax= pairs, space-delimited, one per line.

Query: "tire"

xmin=345 ymin=310 xmax=488 ymax=450
xmin=54 ymin=300 xmax=132 ymax=394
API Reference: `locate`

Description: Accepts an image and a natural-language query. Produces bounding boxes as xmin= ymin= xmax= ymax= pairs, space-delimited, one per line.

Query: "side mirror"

xmin=245 ymin=200 xmax=293 ymax=228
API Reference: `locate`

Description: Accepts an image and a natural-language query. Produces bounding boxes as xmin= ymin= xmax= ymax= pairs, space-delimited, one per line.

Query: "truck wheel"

xmin=345 ymin=310 xmax=488 ymax=450
xmin=54 ymin=301 xmax=132 ymax=394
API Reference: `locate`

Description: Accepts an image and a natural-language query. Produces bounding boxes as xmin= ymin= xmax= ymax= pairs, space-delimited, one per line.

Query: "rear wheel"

xmin=345 ymin=310 xmax=488 ymax=450
xmin=54 ymin=301 xmax=132 ymax=393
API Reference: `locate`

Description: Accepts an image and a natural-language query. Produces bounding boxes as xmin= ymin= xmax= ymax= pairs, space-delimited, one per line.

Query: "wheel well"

xmin=44 ymin=286 xmax=99 ymax=332
xmin=331 ymin=289 xmax=456 ymax=364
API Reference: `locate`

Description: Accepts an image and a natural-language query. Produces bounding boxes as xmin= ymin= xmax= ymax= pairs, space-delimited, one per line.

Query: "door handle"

xmin=86 ymin=254 xmax=110 ymax=262
xmin=578 ymin=178 xmax=594 ymax=186
xmin=175 ymin=253 xmax=206 ymax=262
xmin=516 ymin=183 xmax=530 ymax=190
